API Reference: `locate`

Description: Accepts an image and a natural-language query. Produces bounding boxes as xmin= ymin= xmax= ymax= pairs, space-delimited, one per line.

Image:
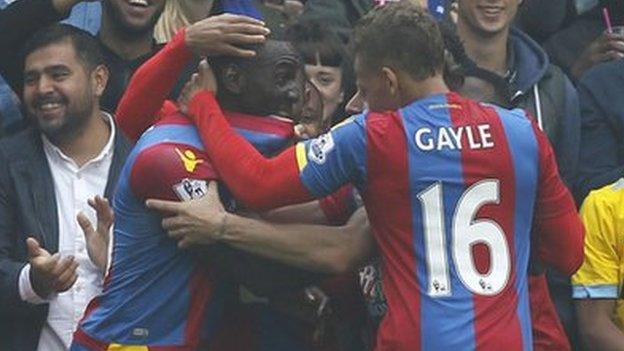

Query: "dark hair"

xmin=285 ymin=19 xmax=346 ymax=67
xmin=21 ymin=24 xmax=105 ymax=70
xmin=352 ymin=1 xmax=445 ymax=80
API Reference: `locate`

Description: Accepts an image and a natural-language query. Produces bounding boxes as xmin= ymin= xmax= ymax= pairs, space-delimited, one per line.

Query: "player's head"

xmin=456 ymin=0 xmax=521 ymax=38
xmin=21 ymin=24 xmax=108 ymax=142
xmin=352 ymin=1 xmax=446 ymax=112
xmin=212 ymin=39 xmax=305 ymax=119
xmin=102 ymin=0 xmax=166 ymax=38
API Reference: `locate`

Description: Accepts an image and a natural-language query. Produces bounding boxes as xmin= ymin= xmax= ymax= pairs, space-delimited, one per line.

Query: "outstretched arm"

xmin=147 ymin=185 xmax=374 ymax=274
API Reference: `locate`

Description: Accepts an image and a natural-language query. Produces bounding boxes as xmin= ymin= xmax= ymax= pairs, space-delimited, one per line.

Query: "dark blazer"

xmin=0 ymin=126 xmax=130 ymax=351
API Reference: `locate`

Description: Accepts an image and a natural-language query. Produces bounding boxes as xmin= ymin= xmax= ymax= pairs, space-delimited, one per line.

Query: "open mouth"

xmin=128 ymin=0 xmax=149 ymax=8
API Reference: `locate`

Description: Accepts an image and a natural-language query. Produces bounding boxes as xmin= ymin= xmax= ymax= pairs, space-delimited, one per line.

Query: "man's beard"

xmin=35 ymin=99 xmax=94 ymax=145
xmin=102 ymin=0 xmax=163 ymax=39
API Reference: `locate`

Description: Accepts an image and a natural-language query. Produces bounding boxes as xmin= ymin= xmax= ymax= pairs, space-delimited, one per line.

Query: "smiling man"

xmin=0 ymin=24 xmax=131 ymax=351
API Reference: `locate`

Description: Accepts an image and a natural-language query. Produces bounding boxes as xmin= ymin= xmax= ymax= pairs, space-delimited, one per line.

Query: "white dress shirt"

xmin=17 ymin=112 xmax=115 ymax=351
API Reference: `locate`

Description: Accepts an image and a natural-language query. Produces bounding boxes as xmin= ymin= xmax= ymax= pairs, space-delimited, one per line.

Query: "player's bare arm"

xmin=147 ymin=186 xmax=374 ymax=274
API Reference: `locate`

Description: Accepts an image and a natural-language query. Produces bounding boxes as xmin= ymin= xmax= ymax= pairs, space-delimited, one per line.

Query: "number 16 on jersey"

xmin=418 ymin=179 xmax=511 ymax=298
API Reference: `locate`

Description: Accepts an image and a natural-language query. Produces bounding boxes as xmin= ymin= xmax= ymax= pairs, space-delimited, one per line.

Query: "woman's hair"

xmin=285 ymin=18 xmax=347 ymax=67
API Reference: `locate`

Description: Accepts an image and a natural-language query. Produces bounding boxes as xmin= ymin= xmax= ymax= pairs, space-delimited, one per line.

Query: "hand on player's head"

xmin=185 ymin=13 xmax=270 ymax=58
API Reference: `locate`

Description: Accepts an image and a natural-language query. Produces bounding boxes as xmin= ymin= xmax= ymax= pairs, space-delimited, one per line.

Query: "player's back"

xmin=365 ymin=93 xmax=539 ymax=351
xmin=73 ymin=117 xmax=228 ymax=349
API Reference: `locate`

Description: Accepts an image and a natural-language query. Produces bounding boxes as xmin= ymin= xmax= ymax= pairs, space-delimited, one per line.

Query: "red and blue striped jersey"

xmin=293 ymin=92 xmax=578 ymax=351
xmin=71 ymin=111 xmax=295 ymax=350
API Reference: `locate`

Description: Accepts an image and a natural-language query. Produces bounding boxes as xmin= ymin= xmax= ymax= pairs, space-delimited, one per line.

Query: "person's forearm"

xmin=115 ymin=29 xmax=194 ymax=141
xmin=579 ymin=314 xmax=624 ymax=350
xmin=261 ymin=201 xmax=329 ymax=225
xmin=220 ymin=208 xmax=373 ymax=274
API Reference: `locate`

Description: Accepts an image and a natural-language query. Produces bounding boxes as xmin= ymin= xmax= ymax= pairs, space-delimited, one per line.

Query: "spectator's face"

xmin=457 ymin=0 xmax=520 ymax=37
xmin=103 ymin=0 xmax=166 ymax=36
xmin=238 ymin=43 xmax=305 ymax=118
xmin=305 ymin=63 xmax=344 ymax=123
xmin=23 ymin=42 xmax=104 ymax=139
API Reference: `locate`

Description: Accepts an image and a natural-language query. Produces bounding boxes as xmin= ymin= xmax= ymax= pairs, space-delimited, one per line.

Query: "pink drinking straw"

xmin=603 ymin=7 xmax=614 ymax=33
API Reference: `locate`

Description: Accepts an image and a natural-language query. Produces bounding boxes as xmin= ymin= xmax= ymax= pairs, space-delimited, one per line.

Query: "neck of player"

xmin=403 ymin=75 xmax=450 ymax=106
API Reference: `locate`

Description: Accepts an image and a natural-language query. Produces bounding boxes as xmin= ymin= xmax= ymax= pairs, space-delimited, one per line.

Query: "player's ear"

xmin=381 ymin=66 xmax=399 ymax=98
xmin=222 ymin=63 xmax=244 ymax=95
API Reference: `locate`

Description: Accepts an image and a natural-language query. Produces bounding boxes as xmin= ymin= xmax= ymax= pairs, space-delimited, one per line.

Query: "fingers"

xmin=218 ymin=13 xmax=266 ymax=27
xmin=162 ymin=216 xmax=187 ymax=231
xmin=77 ymin=211 xmax=95 ymax=238
xmin=53 ymin=260 xmax=79 ymax=292
xmin=26 ymin=237 xmax=42 ymax=258
xmin=146 ymin=199 xmax=185 ymax=214
xmin=216 ymin=44 xmax=257 ymax=58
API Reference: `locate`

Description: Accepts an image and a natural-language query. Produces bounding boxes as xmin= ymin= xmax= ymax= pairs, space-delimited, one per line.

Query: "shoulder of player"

xmin=131 ymin=142 xmax=208 ymax=176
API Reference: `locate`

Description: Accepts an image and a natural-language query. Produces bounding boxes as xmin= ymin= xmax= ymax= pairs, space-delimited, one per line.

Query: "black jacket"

xmin=0 ymin=126 xmax=130 ymax=351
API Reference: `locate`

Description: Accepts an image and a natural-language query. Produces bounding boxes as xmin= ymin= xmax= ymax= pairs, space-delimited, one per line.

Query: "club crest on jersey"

xmin=308 ymin=133 xmax=335 ymax=164
xmin=175 ymin=148 xmax=204 ymax=173
xmin=173 ymin=178 xmax=208 ymax=201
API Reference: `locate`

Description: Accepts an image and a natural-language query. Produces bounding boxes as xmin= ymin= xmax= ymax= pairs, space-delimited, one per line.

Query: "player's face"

xmin=242 ymin=49 xmax=305 ymax=118
xmin=354 ymin=54 xmax=397 ymax=112
xmin=457 ymin=0 xmax=521 ymax=37
xmin=23 ymin=42 xmax=104 ymax=140
xmin=103 ymin=0 xmax=165 ymax=36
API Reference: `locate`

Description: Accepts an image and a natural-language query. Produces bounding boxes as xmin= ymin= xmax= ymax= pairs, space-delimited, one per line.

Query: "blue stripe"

xmin=400 ymin=95 xmax=476 ymax=351
xmin=137 ymin=124 xmax=206 ymax=152
xmin=235 ymin=128 xmax=292 ymax=156
xmin=496 ymin=106 xmax=537 ymax=351
xmin=573 ymin=284 xmax=619 ymax=299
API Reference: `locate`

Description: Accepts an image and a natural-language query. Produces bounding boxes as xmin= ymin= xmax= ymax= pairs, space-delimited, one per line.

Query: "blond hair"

xmin=154 ymin=0 xmax=214 ymax=43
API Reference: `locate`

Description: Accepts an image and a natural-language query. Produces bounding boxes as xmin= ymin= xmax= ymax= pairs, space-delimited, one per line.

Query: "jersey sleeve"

xmin=129 ymin=143 xmax=217 ymax=201
xmin=295 ymin=116 xmax=367 ymax=198
xmin=115 ymin=29 xmax=193 ymax=142
xmin=531 ymin=123 xmax=585 ymax=275
xmin=572 ymin=189 xmax=620 ymax=299
xmin=318 ymin=185 xmax=360 ymax=225
xmin=186 ymin=91 xmax=366 ymax=211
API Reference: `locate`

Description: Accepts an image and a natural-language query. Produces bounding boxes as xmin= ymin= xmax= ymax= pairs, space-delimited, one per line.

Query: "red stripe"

xmin=225 ymin=111 xmax=295 ymax=137
xmin=447 ymin=94 xmax=523 ymax=350
xmin=73 ymin=329 xmax=109 ymax=351
xmin=364 ymin=112 xmax=421 ymax=350
xmin=183 ymin=266 xmax=215 ymax=347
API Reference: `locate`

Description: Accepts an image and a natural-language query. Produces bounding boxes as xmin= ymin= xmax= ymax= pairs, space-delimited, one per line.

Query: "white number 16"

xmin=417 ymin=180 xmax=510 ymax=297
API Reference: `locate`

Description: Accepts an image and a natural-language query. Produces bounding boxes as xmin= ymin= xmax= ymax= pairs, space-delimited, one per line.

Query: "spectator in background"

xmin=154 ymin=0 xmax=215 ymax=44
xmin=542 ymin=0 xmax=624 ymax=81
xmin=572 ymin=180 xmax=624 ymax=350
xmin=449 ymin=0 xmax=581 ymax=349
xmin=0 ymin=0 xmax=22 ymax=134
xmin=286 ymin=18 xmax=351 ymax=138
xmin=0 ymin=24 xmax=131 ymax=351
xmin=0 ymin=0 xmax=166 ymax=115
xmin=576 ymin=59 xmax=624 ymax=201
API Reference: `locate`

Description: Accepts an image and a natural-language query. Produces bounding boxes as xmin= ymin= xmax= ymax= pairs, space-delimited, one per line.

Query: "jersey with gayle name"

xmin=295 ymin=92 xmax=569 ymax=351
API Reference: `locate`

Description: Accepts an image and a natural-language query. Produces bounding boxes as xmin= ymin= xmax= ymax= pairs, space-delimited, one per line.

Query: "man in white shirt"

xmin=0 ymin=24 xmax=130 ymax=351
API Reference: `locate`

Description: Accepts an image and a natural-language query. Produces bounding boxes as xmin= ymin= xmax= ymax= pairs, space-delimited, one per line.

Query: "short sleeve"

xmin=296 ymin=114 xmax=368 ymax=198
xmin=130 ymin=142 xmax=217 ymax=201
xmin=572 ymin=190 xmax=621 ymax=299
